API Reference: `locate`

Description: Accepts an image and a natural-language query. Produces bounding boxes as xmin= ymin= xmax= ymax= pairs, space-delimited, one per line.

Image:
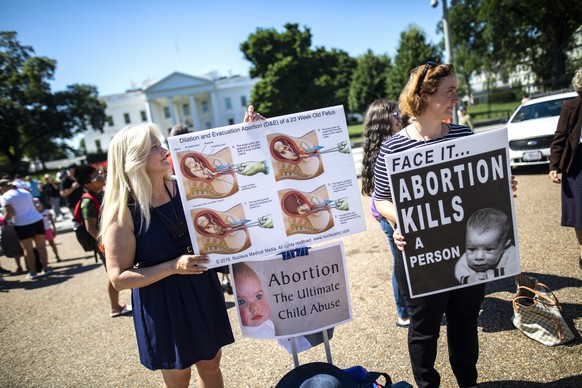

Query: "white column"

xmin=145 ymin=99 xmax=155 ymax=123
xmin=210 ymin=92 xmax=221 ymax=127
xmin=167 ymin=96 xmax=177 ymax=125
xmin=189 ymin=94 xmax=201 ymax=131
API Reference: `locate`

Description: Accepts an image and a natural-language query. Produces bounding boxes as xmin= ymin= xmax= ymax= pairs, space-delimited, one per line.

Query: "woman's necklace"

xmin=150 ymin=183 xmax=187 ymax=239
xmin=411 ymin=122 xmax=444 ymax=144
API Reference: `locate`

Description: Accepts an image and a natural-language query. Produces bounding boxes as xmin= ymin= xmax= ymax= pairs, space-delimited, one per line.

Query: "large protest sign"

xmin=231 ymin=242 xmax=351 ymax=347
xmin=168 ymin=106 xmax=366 ymax=269
xmin=385 ymin=128 xmax=520 ymax=297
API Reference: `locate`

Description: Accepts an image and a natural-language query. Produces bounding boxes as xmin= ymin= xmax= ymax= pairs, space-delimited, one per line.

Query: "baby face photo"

xmin=231 ymin=243 xmax=352 ymax=340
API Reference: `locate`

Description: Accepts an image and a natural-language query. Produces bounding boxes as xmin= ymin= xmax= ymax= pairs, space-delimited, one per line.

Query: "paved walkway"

xmin=1 ymin=171 xmax=581 ymax=387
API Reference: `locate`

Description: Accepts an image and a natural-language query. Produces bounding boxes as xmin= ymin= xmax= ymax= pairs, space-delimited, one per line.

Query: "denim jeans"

xmin=379 ymin=218 xmax=409 ymax=320
xmin=49 ymin=197 xmax=62 ymax=218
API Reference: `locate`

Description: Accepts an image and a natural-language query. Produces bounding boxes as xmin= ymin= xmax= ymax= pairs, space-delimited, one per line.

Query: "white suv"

xmin=506 ymin=91 xmax=577 ymax=167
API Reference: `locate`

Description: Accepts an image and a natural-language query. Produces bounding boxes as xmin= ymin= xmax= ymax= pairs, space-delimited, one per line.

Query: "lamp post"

xmin=431 ymin=0 xmax=459 ymax=124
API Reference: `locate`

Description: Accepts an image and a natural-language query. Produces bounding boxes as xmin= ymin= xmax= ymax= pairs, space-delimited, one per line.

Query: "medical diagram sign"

xmin=384 ymin=128 xmax=520 ymax=297
xmin=168 ymin=105 xmax=366 ymax=269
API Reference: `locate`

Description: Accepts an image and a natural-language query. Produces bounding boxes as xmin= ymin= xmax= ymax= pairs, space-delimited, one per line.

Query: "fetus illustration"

xmin=178 ymin=148 xmax=238 ymax=200
xmin=192 ymin=204 xmax=252 ymax=255
xmin=268 ymin=132 xmax=351 ymax=181
xmin=278 ymin=186 xmax=346 ymax=236
xmin=268 ymin=131 xmax=324 ymax=181
xmin=192 ymin=205 xmax=274 ymax=254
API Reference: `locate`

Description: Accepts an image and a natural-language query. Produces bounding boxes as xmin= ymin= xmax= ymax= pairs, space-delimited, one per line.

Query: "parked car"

xmin=506 ymin=91 xmax=577 ymax=167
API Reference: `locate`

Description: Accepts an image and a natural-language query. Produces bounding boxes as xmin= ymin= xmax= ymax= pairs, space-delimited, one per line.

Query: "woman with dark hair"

xmin=549 ymin=67 xmax=582 ymax=269
xmin=373 ymin=62 xmax=516 ymax=388
xmin=360 ymin=98 xmax=409 ymax=328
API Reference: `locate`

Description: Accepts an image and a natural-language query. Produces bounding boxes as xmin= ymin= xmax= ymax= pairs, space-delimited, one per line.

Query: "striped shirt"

xmin=373 ymin=123 xmax=473 ymax=202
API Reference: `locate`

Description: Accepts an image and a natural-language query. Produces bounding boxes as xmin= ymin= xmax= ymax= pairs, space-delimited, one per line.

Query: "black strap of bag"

xmin=357 ymin=371 xmax=392 ymax=388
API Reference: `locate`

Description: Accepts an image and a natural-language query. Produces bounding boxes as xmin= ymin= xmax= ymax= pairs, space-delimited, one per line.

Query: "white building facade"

xmin=467 ymin=26 xmax=582 ymax=105
xmin=84 ymin=72 xmax=258 ymax=154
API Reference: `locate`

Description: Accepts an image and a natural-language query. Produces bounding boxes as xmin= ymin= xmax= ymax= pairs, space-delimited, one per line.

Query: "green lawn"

xmin=348 ymin=123 xmax=364 ymax=145
xmin=468 ymin=101 xmax=521 ymax=121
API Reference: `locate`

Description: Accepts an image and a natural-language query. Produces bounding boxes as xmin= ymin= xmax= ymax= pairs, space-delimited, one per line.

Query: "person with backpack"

xmin=73 ymin=165 xmax=132 ymax=317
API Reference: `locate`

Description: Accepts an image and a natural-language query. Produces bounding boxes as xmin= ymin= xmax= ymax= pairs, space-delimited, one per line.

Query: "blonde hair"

xmin=100 ymin=123 xmax=171 ymax=237
xmin=399 ymin=63 xmax=455 ymax=117
xmin=573 ymin=67 xmax=582 ymax=95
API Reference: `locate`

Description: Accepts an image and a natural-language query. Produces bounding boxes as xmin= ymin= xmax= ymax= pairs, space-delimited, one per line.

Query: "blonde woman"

xmin=101 ymin=123 xmax=234 ymax=387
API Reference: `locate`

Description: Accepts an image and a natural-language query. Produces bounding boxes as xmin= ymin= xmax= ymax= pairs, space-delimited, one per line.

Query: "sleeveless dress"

xmin=129 ymin=182 xmax=234 ymax=370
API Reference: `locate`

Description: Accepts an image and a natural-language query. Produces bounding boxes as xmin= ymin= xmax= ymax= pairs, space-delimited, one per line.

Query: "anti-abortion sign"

xmin=231 ymin=242 xmax=351 ymax=346
xmin=168 ymin=105 xmax=366 ymax=269
xmin=384 ymin=128 xmax=520 ymax=297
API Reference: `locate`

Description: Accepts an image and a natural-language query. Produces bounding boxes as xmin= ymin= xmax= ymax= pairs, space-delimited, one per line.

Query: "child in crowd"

xmin=455 ymin=207 xmax=517 ymax=284
xmin=34 ymin=198 xmax=61 ymax=262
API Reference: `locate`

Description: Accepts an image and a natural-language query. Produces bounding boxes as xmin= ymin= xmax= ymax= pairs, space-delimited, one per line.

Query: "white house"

xmin=84 ymin=71 xmax=259 ymax=154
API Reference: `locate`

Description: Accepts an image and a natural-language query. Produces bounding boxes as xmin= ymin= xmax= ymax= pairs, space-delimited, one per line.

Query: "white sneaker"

xmin=25 ymin=273 xmax=38 ymax=280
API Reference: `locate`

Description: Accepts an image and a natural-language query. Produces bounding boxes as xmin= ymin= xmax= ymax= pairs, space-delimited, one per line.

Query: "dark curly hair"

xmin=360 ymin=99 xmax=398 ymax=196
xmin=73 ymin=165 xmax=97 ymax=187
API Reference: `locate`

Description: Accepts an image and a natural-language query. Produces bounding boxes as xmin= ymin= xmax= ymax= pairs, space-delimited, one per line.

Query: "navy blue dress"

xmin=129 ymin=182 xmax=234 ymax=370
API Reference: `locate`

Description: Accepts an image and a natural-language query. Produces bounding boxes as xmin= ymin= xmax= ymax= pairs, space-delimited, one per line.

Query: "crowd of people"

xmin=1 ymin=64 xmax=579 ymax=388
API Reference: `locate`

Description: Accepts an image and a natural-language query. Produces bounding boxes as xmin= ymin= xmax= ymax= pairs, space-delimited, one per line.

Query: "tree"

xmin=348 ymin=50 xmax=392 ymax=113
xmin=240 ymin=23 xmax=356 ymax=117
xmin=0 ymin=31 xmax=106 ymax=174
xmin=437 ymin=0 xmax=486 ymax=102
xmin=385 ymin=25 xmax=442 ymax=101
xmin=449 ymin=0 xmax=582 ymax=91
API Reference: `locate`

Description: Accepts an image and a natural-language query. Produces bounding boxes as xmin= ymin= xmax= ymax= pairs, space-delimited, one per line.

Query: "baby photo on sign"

xmin=231 ymin=242 xmax=351 ymax=353
xmin=454 ymin=207 xmax=519 ymax=285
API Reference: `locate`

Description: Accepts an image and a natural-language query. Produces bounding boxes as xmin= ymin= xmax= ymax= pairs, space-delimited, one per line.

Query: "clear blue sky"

xmin=1 ymin=0 xmax=445 ymax=97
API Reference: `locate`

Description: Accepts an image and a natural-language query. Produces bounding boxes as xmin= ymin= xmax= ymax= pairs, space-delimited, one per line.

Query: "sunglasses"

xmin=90 ymin=173 xmax=104 ymax=183
xmin=389 ymin=112 xmax=401 ymax=119
xmin=415 ymin=61 xmax=438 ymax=95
